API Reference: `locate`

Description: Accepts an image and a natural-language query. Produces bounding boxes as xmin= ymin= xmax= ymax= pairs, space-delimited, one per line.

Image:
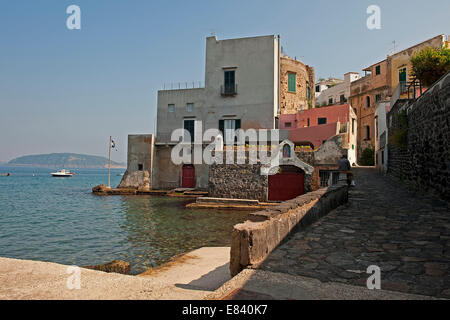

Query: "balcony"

xmin=221 ymin=84 xmax=238 ymax=97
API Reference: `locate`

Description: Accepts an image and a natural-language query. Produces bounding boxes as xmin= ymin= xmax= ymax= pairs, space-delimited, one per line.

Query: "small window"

xmin=328 ymin=98 xmax=333 ymax=105
xmin=288 ymin=73 xmax=296 ymax=92
xmin=318 ymin=118 xmax=327 ymax=125
xmin=187 ymin=103 xmax=194 ymax=112
xmin=168 ymin=104 xmax=175 ymax=112
xmin=184 ymin=120 xmax=195 ymax=142
xmin=223 ymin=70 xmax=236 ymax=95
xmin=365 ymin=125 xmax=370 ymax=140
xmin=138 ymin=164 xmax=143 ymax=171
xmin=366 ymin=96 xmax=371 ymax=108
xmin=315 ymin=85 xmax=320 ymax=93
xmin=340 ymin=94 xmax=345 ymax=103
xmin=352 ymin=118 xmax=355 ymax=134
xmin=375 ymin=65 xmax=381 ymax=75
xmin=285 ymin=122 xmax=292 ymax=128
xmin=376 ymin=94 xmax=381 ymax=102
xmin=307 ymin=118 xmax=310 ymax=127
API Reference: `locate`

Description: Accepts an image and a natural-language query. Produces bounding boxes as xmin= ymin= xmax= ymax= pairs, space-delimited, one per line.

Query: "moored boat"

xmin=51 ymin=169 xmax=74 ymax=177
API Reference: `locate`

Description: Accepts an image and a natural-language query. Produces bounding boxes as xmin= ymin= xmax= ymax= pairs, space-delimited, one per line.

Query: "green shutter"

xmin=288 ymin=73 xmax=296 ymax=92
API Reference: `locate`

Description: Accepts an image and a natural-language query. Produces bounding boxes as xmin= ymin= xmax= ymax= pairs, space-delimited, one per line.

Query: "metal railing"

xmin=162 ymin=81 xmax=204 ymax=90
xmin=221 ymin=84 xmax=238 ymax=96
xmin=319 ymin=170 xmax=340 ymax=187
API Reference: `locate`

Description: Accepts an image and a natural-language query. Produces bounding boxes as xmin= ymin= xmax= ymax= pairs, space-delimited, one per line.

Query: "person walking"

xmin=338 ymin=154 xmax=354 ymax=186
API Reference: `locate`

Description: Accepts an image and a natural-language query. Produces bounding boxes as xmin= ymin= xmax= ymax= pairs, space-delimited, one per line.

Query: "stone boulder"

xmin=92 ymin=184 xmax=108 ymax=193
xmin=84 ymin=260 xmax=131 ymax=274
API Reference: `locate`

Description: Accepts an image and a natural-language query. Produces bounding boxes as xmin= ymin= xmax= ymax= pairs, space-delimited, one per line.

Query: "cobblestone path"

xmin=260 ymin=168 xmax=450 ymax=298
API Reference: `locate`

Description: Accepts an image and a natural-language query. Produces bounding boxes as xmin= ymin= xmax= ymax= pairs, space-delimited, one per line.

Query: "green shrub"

xmin=411 ymin=46 xmax=450 ymax=87
xmin=360 ymin=147 xmax=375 ymax=166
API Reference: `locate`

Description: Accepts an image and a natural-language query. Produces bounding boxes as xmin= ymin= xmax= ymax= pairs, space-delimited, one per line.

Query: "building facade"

xmin=153 ymin=35 xmax=281 ymax=190
xmin=316 ymin=72 xmax=360 ymax=107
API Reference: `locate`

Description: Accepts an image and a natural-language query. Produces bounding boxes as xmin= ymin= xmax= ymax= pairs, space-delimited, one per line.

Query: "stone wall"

xmin=388 ymin=72 xmax=450 ymax=201
xmin=118 ymin=134 xmax=154 ymax=189
xmin=230 ymin=183 xmax=348 ymax=276
xmin=209 ymin=163 xmax=268 ymax=202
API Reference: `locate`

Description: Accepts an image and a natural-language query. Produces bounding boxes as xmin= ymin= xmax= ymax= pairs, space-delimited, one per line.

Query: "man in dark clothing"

xmin=338 ymin=155 xmax=353 ymax=186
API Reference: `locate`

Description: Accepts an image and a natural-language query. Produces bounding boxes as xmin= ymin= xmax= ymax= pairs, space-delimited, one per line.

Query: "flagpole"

xmin=108 ymin=136 xmax=111 ymax=188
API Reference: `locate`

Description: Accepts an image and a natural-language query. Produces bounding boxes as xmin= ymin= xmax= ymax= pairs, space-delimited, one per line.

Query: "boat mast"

xmin=108 ymin=136 xmax=111 ymax=188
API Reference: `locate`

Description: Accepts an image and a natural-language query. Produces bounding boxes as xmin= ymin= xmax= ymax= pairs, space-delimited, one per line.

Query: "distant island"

xmin=7 ymin=153 xmax=126 ymax=169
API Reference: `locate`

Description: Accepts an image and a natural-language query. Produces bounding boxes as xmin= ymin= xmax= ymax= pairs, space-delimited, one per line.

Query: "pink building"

xmin=280 ymin=104 xmax=358 ymax=164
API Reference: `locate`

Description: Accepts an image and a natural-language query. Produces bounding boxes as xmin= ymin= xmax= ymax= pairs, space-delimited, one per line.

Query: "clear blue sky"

xmin=1 ymin=0 xmax=449 ymax=162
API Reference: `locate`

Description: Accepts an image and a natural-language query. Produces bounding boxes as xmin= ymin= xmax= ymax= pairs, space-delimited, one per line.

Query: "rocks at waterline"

xmin=84 ymin=260 xmax=131 ymax=275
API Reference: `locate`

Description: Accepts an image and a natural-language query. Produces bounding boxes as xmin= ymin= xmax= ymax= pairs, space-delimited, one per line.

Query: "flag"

xmin=111 ymin=139 xmax=117 ymax=151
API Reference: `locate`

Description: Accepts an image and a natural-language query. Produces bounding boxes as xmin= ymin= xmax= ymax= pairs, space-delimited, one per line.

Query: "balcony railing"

xmin=221 ymin=84 xmax=238 ymax=96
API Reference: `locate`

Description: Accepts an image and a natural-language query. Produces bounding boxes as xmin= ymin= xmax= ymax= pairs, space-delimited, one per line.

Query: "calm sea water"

xmin=0 ymin=166 xmax=248 ymax=274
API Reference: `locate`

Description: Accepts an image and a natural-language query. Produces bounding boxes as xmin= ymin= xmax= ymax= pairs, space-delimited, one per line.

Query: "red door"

xmin=268 ymin=170 xmax=304 ymax=201
xmin=182 ymin=165 xmax=195 ymax=188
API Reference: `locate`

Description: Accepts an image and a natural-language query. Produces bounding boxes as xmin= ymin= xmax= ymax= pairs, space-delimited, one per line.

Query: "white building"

xmin=374 ymin=101 xmax=390 ymax=173
xmin=153 ymin=35 xmax=281 ymax=189
xmin=315 ymin=72 xmax=360 ymax=107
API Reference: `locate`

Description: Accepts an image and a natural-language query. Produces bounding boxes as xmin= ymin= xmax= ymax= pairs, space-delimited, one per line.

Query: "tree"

xmin=411 ymin=46 xmax=450 ymax=87
xmin=360 ymin=147 xmax=375 ymax=166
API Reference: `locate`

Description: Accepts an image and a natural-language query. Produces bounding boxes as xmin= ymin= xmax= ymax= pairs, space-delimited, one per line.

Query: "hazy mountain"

xmin=8 ymin=153 xmax=126 ymax=169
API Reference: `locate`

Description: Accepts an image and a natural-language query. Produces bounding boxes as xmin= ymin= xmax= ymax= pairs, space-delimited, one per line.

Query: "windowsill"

xmin=287 ymin=90 xmax=296 ymax=94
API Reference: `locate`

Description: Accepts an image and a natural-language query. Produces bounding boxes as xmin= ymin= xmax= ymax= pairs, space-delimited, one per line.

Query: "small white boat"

xmin=51 ymin=169 xmax=74 ymax=177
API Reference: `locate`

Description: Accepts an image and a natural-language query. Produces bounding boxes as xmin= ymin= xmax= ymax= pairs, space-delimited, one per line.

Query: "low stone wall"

xmin=229 ymin=183 xmax=348 ymax=276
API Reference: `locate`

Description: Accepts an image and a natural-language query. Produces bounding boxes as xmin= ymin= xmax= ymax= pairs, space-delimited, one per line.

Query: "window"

xmin=375 ymin=65 xmax=381 ymax=75
xmin=138 ymin=164 xmax=143 ymax=171
xmin=352 ymin=118 xmax=355 ymax=134
xmin=288 ymin=73 xmax=296 ymax=92
xmin=307 ymin=118 xmax=310 ymax=127
xmin=315 ymin=85 xmax=320 ymax=93
xmin=306 ymin=85 xmax=311 ymax=100
xmin=366 ymin=96 xmax=371 ymax=108
xmin=184 ymin=120 xmax=195 ymax=142
xmin=328 ymin=98 xmax=333 ymax=105
xmin=365 ymin=125 xmax=370 ymax=140
xmin=340 ymin=94 xmax=346 ymax=103
xmin=375 ymin=94 xmax=381 ymax=102
xmin=224 ymin=70 xmax=236 ymax=95
xmin=168 ymin=104 xmax=175 ymax=112
xmin=318 ymin=117 xmax=327 ymax=125
xmin=285 ymin=122 xmax=292 ymax=128
xmin=219 ymin=119 xmax=241 ymax=143
xmin=186 ymin=103 xmax=194 ymax=112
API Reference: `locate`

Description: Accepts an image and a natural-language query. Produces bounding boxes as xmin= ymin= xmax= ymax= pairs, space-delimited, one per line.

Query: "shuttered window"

xmin=288 ymin=73 xmax=296 ymax=92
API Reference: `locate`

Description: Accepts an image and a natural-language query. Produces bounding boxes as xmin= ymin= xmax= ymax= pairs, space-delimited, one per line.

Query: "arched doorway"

xmin=268 ymin=165 xmax=304 ymax=201
xmin=182 ymin=165 xmax=195 ymax=188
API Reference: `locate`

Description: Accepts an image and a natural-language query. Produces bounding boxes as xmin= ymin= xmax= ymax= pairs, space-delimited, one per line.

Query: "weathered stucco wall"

xmin=230 ymin=183 xmax=348 ymax=276
xmin=118 ymin=134 xmax=154 ymax=189
xmin=388 ymin=72 xmax=450 ymax=201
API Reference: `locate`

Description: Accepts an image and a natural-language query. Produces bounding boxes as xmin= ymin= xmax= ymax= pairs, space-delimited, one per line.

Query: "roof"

xmin=288 ymin=123 xmax=339 ymax=149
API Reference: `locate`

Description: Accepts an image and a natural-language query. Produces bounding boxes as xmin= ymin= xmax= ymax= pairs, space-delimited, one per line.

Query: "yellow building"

xmin=349 ymin=34 xmax=449 ymax=164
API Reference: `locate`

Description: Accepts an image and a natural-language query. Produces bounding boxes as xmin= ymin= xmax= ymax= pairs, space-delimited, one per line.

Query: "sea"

xmin=0 ymin=166 xmax=248 ymax=274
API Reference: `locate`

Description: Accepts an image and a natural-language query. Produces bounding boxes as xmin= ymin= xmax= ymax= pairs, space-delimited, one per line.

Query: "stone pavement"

xmin=259 ymin=168 xmax=450 ymax=299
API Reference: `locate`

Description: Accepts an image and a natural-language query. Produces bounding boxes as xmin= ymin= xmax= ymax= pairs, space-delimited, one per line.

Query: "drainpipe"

xmin=277 ymin=35 xmax=281 ymax=117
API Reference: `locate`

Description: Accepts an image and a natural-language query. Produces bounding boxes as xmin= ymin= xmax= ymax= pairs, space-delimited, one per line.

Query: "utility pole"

xmin=108 ymin=136 xmax=111 ymax=188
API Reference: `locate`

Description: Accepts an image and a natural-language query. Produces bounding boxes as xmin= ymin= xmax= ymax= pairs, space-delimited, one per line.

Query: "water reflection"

xmin=118 ymin=196 xmax=248 ymax=274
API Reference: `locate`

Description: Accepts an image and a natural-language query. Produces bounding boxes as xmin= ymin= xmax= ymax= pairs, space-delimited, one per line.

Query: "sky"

xmin=0 ymin=0 xmax=449 ymax=163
